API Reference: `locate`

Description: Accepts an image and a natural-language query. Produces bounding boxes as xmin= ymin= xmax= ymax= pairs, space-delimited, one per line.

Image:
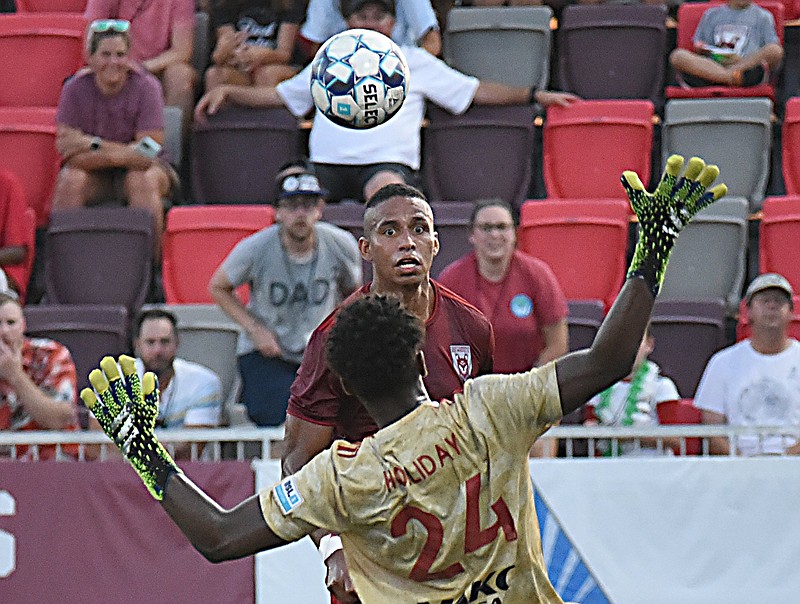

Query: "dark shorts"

xmin=237 ymin=352 xmax=300 ymax=427
xmin=313 ymin=162 xmax=417 ymax=202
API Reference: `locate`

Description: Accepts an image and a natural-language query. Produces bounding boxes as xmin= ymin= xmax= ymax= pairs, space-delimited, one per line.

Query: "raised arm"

xmin=555 ymin=156 xmax=726 ymax=416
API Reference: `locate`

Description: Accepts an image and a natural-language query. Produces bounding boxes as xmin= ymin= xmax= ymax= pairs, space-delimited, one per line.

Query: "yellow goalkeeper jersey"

xmin=261 ymin=362 xmax=564 ymax=604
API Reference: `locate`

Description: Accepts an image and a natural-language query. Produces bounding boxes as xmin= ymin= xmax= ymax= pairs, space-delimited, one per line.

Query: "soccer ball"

xmin=310 ymin=28 xmax=409 ymax=130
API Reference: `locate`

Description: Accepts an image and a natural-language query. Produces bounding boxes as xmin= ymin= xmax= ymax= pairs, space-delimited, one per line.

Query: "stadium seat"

xmin=665 ymin=1 xmax=784 ymax=101
xmin=781 ymin=98 xmax=800 ymax=194
xmin=759 ymin=196 xmax=800 ymax=294
xmin=191 ymin=106 xmax=302 ymax=204
xmin=4 ymin=205 xmax=35 ymax=302
xmin=423 ymin=104 xmax=535 ymax=211
xmin=566 ymin=299 xmax=604 ymax=352
xmin=162 ymin=106 xmax=183 ymax=170
xmin=0 ymin=13 xmax=86 ymax=107
xmin=736 ymin=295 xmax=800 ymax=340
xmin=443 ymin=6 xmax=552 ymax=89
xmin=23 ymin=304 xmax=129 ymax=392
xmin=14 ymin=0 xmax=87 ymax=11
xmin=191 ymin=11 xmax=211 ymax=75
xmin=0 ymin=106 xmax=59 ymax=227
xmin=161 ymin=205 xmax=276 ymax=304
xmin=657 ymin=398 xmax=702 ymax=455
xmin=517 ymin=199 xmax=630 ymax=310
xmin=542 ymin=100 xmax=654 ymax=201
xmin=661 ymin=98 xmax=772 ymax=211
xmin=658 ymin=196 xmax=749 ymax=314
xmin=557 ymin=4 xmax=668 ymax=105
xmin=648 ymin=298 xmax=727 ymax=398
xmin=429 ymin=202 xmax=473 ymax=279
xmin=321 ymin=201 xmax=369 ymax=280
xmin=45 ymin=208 xmax=154 ymax=313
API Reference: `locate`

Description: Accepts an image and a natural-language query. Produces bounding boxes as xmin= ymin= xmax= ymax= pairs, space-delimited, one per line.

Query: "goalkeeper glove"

xmin=81 ymin=355 xmax=181 ymax=500
xmin=621 ymin=154 xmax=727 ymax=297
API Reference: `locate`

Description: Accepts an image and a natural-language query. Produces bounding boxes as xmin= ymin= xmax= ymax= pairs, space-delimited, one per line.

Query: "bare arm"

xmin=281 ymin=414 xmax=335 ymax=477
xmin=243 ymin=22 xmax=299 ymax=67
xmin=702 ymin=409 xmax=731 ymax=455
xmin=472 ymin=82 xmax=579 ymax=107
xmin=0 ymin=246 xmax=26 ymax=266
xmin=57 ymin=125 xmax=161 ymax=171
xmin=195 ymin=84 xmax=285 ymax=120
xmin=536 ymin=319 xmax=569 ymax=366
xmin=419 ymin=28 xmax=441 ymax=56
xmin=143 ymin=22 xmax=194 ymax=74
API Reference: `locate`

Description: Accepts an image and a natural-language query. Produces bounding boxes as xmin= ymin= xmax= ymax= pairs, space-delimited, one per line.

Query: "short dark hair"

xmin=365 ymin=183 xmax=427 ymax=210
xmin=326 ymin=295 xmax=424 ymax=401
xmin=88 ymin=29 xmax=130 ymax=55
xmin=134 ymin=309 xmax=178 ymax=339
xmin=469 ymin=198 xmax=515 ymax=228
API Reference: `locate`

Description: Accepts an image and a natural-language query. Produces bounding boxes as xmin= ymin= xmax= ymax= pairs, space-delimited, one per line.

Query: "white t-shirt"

xmin=135 ymin=357 xmax=223 ymax=428
xmin=276 ymin=46 xmax=480 ymax=169
xmin=694 ymin=339 xmax=800 ymax=456
xmin=300 ymin=0 xmax=439 ymax=46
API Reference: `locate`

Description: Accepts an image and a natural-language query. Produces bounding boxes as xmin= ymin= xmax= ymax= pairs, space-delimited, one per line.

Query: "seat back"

xmin=736 ymin=295 xmax=800 ymax=340
xmin=0 ymin=14 xmax=86 ymax=107
xmin=161 ymin=205 xmax=276 ymax=304
xmin=648 ymin=299 xmax=727 ymax=398
xmin=759 ymin=196 xmax=800 ymax=294
xmin=662 ymin=98 xmax=772 ymax=210
xmin=423 ymin=104 xmax=535 ymax=211
xmin=0 ymin=106 xmax=59 ymax=227
xmin=566 ymin=299 xmax=605 ymax=351
xmin=543 ymin=100 xmax=653 ymax=200
xmin=14 ymin=0 xmax=87 ymax=11
xmin=558 ymin=4 xmax=667 ymax=104
xmin=191 ymin=106 xmax=302 ymax=204
xmin=781 ymin=98 xmax=800 ymax=195
xmin=658 ymin=196 xmax=749 ymax=313
xmin=429 ymin=202 xmax=473 ymax=279
xmin=518 ymin=199 xmax=630 ymax=310
xmin=322 ymin=201 xmax=369 ymax=279
xmin=162 ymin=105 xmax=183 ymax=169
xmin=657 ymin=398 xmax=702 ymax=455
xmin=23 ymin=304 xmax=129 ymax=392
xmin=192 ymin=11 xmax=211 ymax=75
xmin=45 ymin=208 xmax=154 ymax=312
xmin=443 ymin=6 xmax=552 ymax=89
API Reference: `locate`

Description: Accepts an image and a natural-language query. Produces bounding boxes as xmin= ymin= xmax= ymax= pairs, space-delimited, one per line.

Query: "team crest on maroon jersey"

xmin=449 ymin=345 xmax=472 ymax=381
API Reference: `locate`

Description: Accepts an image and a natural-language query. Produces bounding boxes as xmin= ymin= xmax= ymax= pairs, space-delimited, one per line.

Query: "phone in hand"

xmin=134 ymin=136 xmax=162 ymax=159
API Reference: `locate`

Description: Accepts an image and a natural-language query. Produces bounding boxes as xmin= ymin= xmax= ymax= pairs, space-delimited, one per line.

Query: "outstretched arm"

xmin=555 ymin=156 xmax=726 ymax=416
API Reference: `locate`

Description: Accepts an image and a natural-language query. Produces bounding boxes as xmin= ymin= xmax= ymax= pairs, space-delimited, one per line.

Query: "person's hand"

xmin=622 ymin=155 xmax=727 ymax=296
xmin=194 ymin=86 xmax=230 ymax=121
xmin=534 ymin=90 xmax=580 ymax=108
xmin=56 ymin=127 xmax=91 ymax=161
xmin=325 ymin=549 xmax=360 ymax=603
xmin=0 ymin=339 xmax=22 ymax=383
xmin=248 ymin=322 xmax=282 ymax=358
xmin=81 ymin=355 xmax=181 ymax=500
xmin=233 ymin=43 xmax=256 ymax=72
xmin=215 ymin=29 xmax=247 ymax=65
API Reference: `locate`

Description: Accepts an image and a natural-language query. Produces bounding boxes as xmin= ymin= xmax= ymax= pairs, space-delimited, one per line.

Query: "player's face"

xmin=276 ymin=196 xmax=323 ymax=243
xmin=0 ymin=301 xmax=25 ymax=351
xmin=747 ymin=288 xmax=793 ymax=331
xmin=347 ymin=4 xmax=396 ymax=38
xmin=135 ymin=318 xmax=178 ymax=375
xmin=89 ymin=35 xmax=129 ymax=90
xmin=469 ymin=205 xmax=516 ymax=264
xmin=361 ymin=196 xmax=439 ymax=289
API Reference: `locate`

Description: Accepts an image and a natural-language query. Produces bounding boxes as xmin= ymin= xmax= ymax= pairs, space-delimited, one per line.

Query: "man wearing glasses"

xmin=209 ymin=161 xmax=362 ymax=427
xmin=51 ymin=19 xmax=176 ymax=263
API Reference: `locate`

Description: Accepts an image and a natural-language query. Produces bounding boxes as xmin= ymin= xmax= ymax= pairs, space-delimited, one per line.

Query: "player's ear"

xmin=358 ymin=236 xmax=371 ymax=262
xmin=432 ymin=231 xmax=440 ymax=258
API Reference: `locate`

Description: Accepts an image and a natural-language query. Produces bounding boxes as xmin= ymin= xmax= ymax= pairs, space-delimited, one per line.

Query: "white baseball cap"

xmin=744 ymin=273 xmax=794 ymax=304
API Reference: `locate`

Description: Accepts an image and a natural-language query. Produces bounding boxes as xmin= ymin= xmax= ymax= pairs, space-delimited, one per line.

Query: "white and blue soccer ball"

xmin=310 ymin=28 xmax=409 ymax=130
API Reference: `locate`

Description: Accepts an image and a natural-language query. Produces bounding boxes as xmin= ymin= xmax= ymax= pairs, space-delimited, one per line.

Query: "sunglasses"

xmin=89 ymin=19 xmax=130 ymax=33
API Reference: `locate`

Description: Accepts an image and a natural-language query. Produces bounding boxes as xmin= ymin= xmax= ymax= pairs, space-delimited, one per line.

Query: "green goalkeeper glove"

xmin=80 ymin=355 xmax=181 ymax=500
xmin=621 ymin=154 xmax=727 ymax=297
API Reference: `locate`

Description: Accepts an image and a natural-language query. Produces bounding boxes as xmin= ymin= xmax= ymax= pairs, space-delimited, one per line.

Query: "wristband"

xmin=318 ymin=534 xmax=343 ymax=561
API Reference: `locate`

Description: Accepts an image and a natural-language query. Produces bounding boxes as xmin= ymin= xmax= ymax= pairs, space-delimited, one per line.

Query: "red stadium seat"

xmin=14 ymin=0 xmax=87 ymax=12
xmin=0 ymin=107 xmax=59 ymax=228
xmin=161 ymin=205 xmax=276 ymax=304
xmin=657 ymin=398 xmax=702 ymax=455
xmin=542 ymin=100 xmax=653 ymax=201
xmin=665 ymin=1 xmax=784 ymax=102
xmin=517 ymin=198 xmax=630 ymax=310
xmin=781 ymin=99 xmax=800 ymax=194
xmin=759 ymin=196 xmax=800 ymax=294
xmin=0 ymin=13 xmax=87 ymax=107
xmin=736 ymin=295 xmax=800 ymax=341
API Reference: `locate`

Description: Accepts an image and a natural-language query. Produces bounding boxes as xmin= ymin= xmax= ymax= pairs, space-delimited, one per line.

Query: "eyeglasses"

xmin=474 ymin=222 xmax=515 ymax=234
xmin=89 ymin=19 xmax=131 ymax=34
xmin=277 ymin=197 xmax=321 ymax=210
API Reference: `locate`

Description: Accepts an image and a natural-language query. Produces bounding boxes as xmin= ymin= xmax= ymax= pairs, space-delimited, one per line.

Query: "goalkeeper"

xmin=83 ymin=156 xmax=725 ymax=603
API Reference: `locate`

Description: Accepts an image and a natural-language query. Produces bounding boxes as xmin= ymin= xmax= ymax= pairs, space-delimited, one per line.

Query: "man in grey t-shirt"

xmin=209 ymin=162 xmax=362 ymax=426
xmin=670 ymin=0 xmax=783 ymax=88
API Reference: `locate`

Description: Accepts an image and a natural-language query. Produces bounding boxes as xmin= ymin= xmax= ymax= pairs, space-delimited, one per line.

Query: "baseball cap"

xmin=277 ymin=170 xmax=327 ymax=200
xmin=744 ymin=273 xmax=794 ymax=304
xmin=341 ymin=0 xmax=395 ymax=17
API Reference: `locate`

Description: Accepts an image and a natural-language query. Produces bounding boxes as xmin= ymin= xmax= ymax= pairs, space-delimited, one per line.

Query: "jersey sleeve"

xmin=220 ymin=232 xmax=260 ymax=289
xmin=527 ymin=258 xmax=568 ymax=326
xmin=286 ymin=323 xmax=343 ymax=426
xmin=414 ymin=50 xmax=479 ymax=115
xmin=56 ymin=77 xmax=85 ymax=131
xmin=276 ymin=65 xmax=315 ymax=117
xmin=134 ymin=74 xmax=166 ymax=133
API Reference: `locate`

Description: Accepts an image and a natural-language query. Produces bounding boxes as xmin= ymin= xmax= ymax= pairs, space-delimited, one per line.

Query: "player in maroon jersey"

xmin=282 ymin=183 xmax=494 ymax=603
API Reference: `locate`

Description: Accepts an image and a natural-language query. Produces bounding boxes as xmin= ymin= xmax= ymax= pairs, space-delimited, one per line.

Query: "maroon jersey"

xmin=287 ymin=280 xmax=494 ymax=441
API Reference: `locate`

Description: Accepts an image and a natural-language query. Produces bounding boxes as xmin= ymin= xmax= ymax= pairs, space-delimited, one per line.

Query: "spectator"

xmin=205 ymin=0 xmax=305 ymax=91
xmin=695 ymin=273 xmax=800 ymax=456
xmin=438 ymin=198 xmax=568 ymax=457
xmin=133 ymin=309 xmax=223 ymax=458
xmin=51 ymin=20 xmax=177 ymax=263
xmin=209 ymin=162 xmax=362 ymax=427
xmin=301 ymin=0 xmax=442 ymax=56
xmin=0 ymin=170 xmax=31 ymax=300
xmin=0 ymin=291 xmax=79 ymax=460
xmin=195 ymin=0 xmax=578 ymax=202
xmin=85 ymin=0 xmax=198 ymax=124
xmin=584 ymin=326 xmax=682 ymax=456
xmin=670 ymin=0 xmax=783 ymax=88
